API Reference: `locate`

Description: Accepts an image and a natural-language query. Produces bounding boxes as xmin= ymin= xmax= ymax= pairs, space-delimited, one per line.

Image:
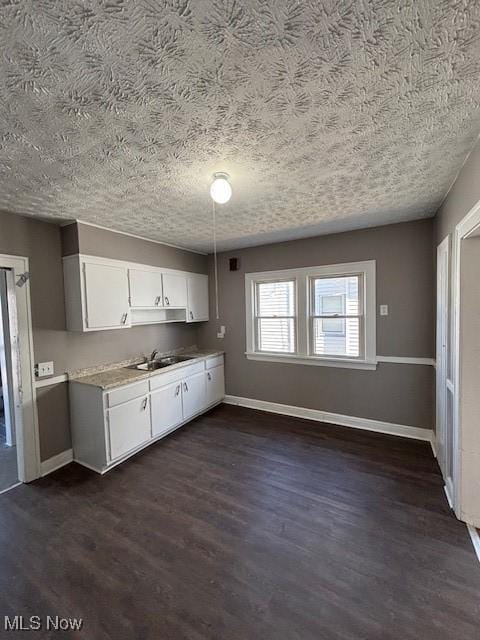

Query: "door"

xmin=205 ymin=365 xmax=225 ymax=406
xmin=129 ymin=268 xmax=163 ymax=308
xmin=84 ymin=262 xmax=130 ymax=329
xmin=108 ymin=395 xmax=151 ymax=461
xmin=182 ymin=371 xmax=206 ymax=419
xmin=186 ymin=273 xmax=209 ymax=322
xmin=151 ymin=381 xmax=183 ymax=437
xmin=162 ymin=274 xmax=187 ymax=308
xmin=436 ymin=236 xmax=453 ymax=488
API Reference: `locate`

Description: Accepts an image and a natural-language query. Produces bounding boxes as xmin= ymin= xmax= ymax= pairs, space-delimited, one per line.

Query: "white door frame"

xmin=435 ymin=236 xmax=450 ymax=477
xmin=0 ymin=254 xmax=40 ymax=482
xmin=451 ymin=198 xmax=480 ymax=518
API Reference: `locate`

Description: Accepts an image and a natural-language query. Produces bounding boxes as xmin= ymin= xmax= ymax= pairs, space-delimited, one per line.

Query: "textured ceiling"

xmin=0 ymin=1 xmax=479 ymax=252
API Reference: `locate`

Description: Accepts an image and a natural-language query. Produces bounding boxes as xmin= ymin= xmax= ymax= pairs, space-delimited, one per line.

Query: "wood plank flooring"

xmin=0 ymin=404 xmax=479 ymax=639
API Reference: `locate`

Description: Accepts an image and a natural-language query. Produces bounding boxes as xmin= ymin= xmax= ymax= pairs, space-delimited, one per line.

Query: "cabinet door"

xmin=162 ymin=273 xmax=187 ymax=308
xmin=129 ymin=268 xmax=163 ymax=308
xmin=182 ymin=371 xmax=206 ymax=420
xmin=205 ymin=365 xmax=225 ymax=406
xmin=186 ymin=273 xmax=209 ymax=322
xmin=84 ymin=262 xmax=130 ymax=329
xmin=107 ymin=395 xmax=151 ymax=461
xmin=151 ymin=381 xmax=183 ymax=437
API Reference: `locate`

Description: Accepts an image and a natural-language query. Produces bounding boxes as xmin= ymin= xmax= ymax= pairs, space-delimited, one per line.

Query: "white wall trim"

xmin=63 ymin=219 xmax=207 ymax=256
xmin=0 ymin=482 xmax=22 ymax=496
xmin=376 ymin=356 xmax=435 ymax=366
xmin=40 ymin=448 xmax=73 ymax=477
xmin=450 ymin=196 xmax=480 ymax=517
xmin=35 ymin=373 xmax=68 ymax=388
xmin=444 ymin=484 xmax=453 ymax=510
xmin=224 ymin=395 xmax=433 ymax=442
xmin=467 ymin=524 xmax=480 ymax=564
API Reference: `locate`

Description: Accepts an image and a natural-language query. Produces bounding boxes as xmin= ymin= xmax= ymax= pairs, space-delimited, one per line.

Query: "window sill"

xmin=245 ymin=352 xmax=377 ymax=370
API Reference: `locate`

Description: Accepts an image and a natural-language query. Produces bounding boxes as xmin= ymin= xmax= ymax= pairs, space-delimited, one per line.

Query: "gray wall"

xmin=0 ymin=212 xmax=208 ymax=461
xmin=63 ymin=222 xmax=206 ymax=273
xmin=435 ymin=138 xmax=480 ymax=242
xmin=198 ymin=219 xmax=435 ymax=429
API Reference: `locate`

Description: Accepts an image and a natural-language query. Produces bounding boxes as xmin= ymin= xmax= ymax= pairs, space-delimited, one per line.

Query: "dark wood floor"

xmin=0 ymin=404 xmax=479 ymax=639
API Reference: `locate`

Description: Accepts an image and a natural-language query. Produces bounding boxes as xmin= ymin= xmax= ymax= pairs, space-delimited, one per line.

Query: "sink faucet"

xmin=150 ymin=349 xmax=160 ymax=362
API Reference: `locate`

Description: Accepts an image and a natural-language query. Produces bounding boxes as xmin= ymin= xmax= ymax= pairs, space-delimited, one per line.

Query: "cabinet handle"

xmin=155 ymin=296 xmax=160 ymax=306
xmin=207 ymin=372 xmax=212 ymax=381
xmin=183 ymin=382 xmax=188 ymax=392
xmin=141 ymin=397 xmax=148 ymax=411
xmin=121 ymin=312 xmax=128 ymax=324
xmin=189 ymin=311 xmax=193 ymax=320
xmin=175 ymin=384 xmax=180 ymax=396
xmin=165 ymin=296 xmax=170 ymax=306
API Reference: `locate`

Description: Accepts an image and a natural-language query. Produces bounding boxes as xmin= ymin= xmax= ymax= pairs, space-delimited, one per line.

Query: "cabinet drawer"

xmin=107 ymin=380 xmax=149 ymax=407
xmin=206 ymin=355 xmax=223 ymax=370
xmin=149 ymin=361 xmax=205 ymax=391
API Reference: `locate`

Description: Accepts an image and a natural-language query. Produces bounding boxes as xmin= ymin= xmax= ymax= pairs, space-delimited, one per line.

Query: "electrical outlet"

xmin=379 ymin=305 xmax=389 ymax=316
xmin=36 ymin=361 xmax=54 ymax=377
xmin=217 ymin=325 xmax=226 ymax=339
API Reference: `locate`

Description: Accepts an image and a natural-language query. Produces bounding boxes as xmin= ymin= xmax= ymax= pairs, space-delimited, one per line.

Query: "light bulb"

xmin=210 ymin=173 xmax=232 ymax=204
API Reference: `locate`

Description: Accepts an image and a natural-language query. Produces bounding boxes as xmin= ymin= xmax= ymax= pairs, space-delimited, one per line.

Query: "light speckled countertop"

xmin=69 ymin=350 xmax=224 ymax=391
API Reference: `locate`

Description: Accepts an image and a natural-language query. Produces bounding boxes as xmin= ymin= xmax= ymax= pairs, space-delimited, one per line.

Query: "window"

xmin=311 ymin=276 xmax=361 ymax=357
xmin=245 ymin=261 xmax=376 ymax=370
xmin=255 ymin=280 xmax=296 ymax=353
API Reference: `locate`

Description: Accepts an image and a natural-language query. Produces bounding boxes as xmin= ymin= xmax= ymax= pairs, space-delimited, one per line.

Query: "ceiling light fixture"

xmin=209 ymin=172 xmax=232 ymax=321
xmin=210 ymin=172 xmax=232 ymax=204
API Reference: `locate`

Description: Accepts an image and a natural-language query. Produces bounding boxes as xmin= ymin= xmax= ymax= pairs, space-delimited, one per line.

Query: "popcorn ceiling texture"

xmin=0 ymin=0 xmax=479 ymax=251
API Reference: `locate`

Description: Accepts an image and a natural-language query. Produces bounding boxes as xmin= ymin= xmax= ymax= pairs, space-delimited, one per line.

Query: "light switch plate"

xmin=379 ymin=305 xmax=389 ymax=316
xmin=36 ymin=361 xmax=54 ymax=377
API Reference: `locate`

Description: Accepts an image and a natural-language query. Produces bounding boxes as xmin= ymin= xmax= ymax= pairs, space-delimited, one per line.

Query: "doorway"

xmin=0 ymin=268 xmax=19 ymax=491
xmin=0 ymin=254 xmax=40 ymax=486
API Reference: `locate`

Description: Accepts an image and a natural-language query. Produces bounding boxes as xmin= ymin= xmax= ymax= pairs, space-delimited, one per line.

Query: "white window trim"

xmin=245 ymin=261 xmax=376 ymax=370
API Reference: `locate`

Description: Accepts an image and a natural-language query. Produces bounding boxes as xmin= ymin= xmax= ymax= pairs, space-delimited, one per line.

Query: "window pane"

xmin=258 ymin=318 xmax=295 ymax=353
xmin=322 ymin=317 xmax=345 ymax=334
xmin=313 ymin=277 xmax=359 ymax=316
xmin=257 ymin=280 xmax=295 ymax=317
xmin=313 ymin=317 xmax=360 ymax=357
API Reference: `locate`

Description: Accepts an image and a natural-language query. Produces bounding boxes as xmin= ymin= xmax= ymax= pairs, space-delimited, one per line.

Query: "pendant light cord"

xmin=212 ymin=199 xmax=219 ymax=320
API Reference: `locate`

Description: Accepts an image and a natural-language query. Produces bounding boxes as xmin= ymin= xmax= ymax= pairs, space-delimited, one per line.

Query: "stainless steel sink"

xmin=129 ymin=355 xmax=195 ymax=371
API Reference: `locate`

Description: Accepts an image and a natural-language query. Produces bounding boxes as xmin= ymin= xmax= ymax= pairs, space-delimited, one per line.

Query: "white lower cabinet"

xmin=206 ymin=365 xmax=225 ymax=406
xmin=182 ymin=371 xmax=207 ymax=419
xmin=70 ymin=355 xmax=224 ymax=473
xmin=108 ymin=395 xmax=151 ymax=461
xmin=151 ymin=381 xmax=183 ymax=437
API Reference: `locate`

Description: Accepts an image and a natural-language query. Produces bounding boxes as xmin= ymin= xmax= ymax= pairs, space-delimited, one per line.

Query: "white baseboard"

xmin=444 ymin=484 xmax=453 ymax=510
xmin=40 ymin=448 xmax=73 ymax=476
xmin=223 ymin=395 xmax=433 ymax=442
xmin=467 ymin=525 xmax=480 ymax=564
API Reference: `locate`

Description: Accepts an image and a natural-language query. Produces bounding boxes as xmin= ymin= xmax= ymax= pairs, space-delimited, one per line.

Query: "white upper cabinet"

xmin=162 ymin=273 xmax=187 ymax=308
xmin=186 ymin=273 xmax=209 ymax=322
xmin=63 ymin=254 xmax=208 ymax=331
xmin=129 ymin=268 xmax=163 ymax=309
xmin=80 ymin=261 xmax=130 ymax=331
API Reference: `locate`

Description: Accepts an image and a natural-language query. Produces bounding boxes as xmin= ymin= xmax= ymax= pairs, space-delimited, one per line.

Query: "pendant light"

xmin=210 ymin=172 xmax=232 ymax=204
xmin=210 ymin=173 xmax=231 ymax=320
